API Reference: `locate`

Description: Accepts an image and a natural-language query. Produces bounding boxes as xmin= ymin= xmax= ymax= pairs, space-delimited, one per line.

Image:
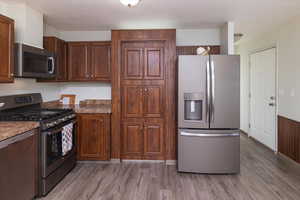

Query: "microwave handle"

xmin=48 ymin=57 xmax=55 ymax=74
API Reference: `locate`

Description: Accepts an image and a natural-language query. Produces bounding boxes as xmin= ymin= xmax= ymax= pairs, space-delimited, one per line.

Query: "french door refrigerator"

xmin=178 ymin=55 xmax=240 ymax=174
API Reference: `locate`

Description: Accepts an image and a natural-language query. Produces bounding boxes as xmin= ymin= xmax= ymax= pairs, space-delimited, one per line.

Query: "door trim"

xmin=249 ymin=46 xmax=278 ymax=152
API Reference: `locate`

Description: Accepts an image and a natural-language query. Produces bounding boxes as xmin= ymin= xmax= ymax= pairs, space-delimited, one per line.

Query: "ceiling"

xmin=4 ymin=0 xmax=300 ymax=42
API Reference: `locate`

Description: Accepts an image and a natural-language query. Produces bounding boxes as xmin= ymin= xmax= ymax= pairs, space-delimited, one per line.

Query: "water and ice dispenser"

xmin=184 ymin=93 xmax=204 ymax=121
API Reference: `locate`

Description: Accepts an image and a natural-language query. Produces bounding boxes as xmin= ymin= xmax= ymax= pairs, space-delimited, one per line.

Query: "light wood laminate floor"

xmin=41 ymin=135 xmax=300 ymax=200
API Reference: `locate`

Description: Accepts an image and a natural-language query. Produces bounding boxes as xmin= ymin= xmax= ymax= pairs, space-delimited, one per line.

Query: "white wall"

xmin=46 ymin=28 xmax=221 ymax=45
xmin=0 ymin=1 xmax=61 ymax=101
xmin=44 ymin=24 xmax=61 ymax=38
xmin=236 ymin=15 xmax=300 ymax=132
xmin=0 ymin=79 xmax=62 ymax=101
xmin=176 ymin=29 xmax=220 ymax=46
xmin=220 ymin=22 xmax=234 ymax=55
xmin=60 ymin=31 xmax=111 ymax=41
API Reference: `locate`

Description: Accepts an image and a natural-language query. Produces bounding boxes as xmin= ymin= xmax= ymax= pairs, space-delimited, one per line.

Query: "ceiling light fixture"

xmin=120 ymin=0 xmax=141 ymax=7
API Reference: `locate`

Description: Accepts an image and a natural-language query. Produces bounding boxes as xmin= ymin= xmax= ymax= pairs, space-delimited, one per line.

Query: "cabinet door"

xmin=122 ymin=85 xmax=144 ymax=118
xmin=77 ymin=114 xmax=110 ymax=160
xmin=143 ymin=85 xmax=164 ymax=118
xmin=56 ymin=39 xmax=68 ymax=81
xmin=122 ymin=47 xmax=144 ymax=80
xmin=0 ymin=15 xmax=14 ymax=83
xmin=121 ymin=120 xmax=144 ymax=159
xmin=143 ymin=119 xmax=164 ymax=160
xmin=144 ymin=47 xmax=164 ymax=80
xmin=0 ymin=130 xmax=37 ymax=200
xmin=68 ymin=43 xmax=90 ymax=81
xmin=90 ymin=42 xmax=111 ymax=81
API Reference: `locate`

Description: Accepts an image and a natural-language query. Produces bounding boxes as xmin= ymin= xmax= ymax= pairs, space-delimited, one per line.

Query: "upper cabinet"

xmin=68 ymin=42 xmax=89 ymax=81
xmin=90 ymin=42 xmax=111 ymax=81
xmin=39 ymin=37 xmax=68 ymax=82
xmin=0 ymin=15 xmax=14 ymax=83
xmin=68 ymin=41 xmax=111 ymax=82
xmin=40 ymin=39 xmax=111 ymax=82
xmin=122 ymin=41 xmax=165 ymax=80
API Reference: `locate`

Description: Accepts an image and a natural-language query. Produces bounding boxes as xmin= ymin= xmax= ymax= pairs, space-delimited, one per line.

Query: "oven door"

xmin=41 ymin=120 xmax=77 ymax=178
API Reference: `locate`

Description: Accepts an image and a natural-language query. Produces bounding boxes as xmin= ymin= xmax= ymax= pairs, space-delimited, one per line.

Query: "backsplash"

xmin=59 ymin=82 xmax=111 ymax=104
xmin=0 ymin=78 xmax=61 ymax=101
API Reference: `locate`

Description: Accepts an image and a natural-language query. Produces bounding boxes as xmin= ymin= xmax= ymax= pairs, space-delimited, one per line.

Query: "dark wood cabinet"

xmin=143 ymin=119 xmax=164 ymax=159
xmin=120 ymin=40 xmax=167 ymax=160
xmin=278 ymin=116 xmax=300 ymax=163
xmin=122 ymin=84 xmax=164 ymax=119
xmin=122 ymin=47 xmax=144 ymax=80
xmin=122 ymin=42 xmax=164 ymax=80
xmin=0 ymin=129 xmax=38 ymax=200
xmin=122 ymin=85 xmax=144 ymax=118
xmin=39 ymin=37 xmax=68 ymax=82
xmin=112 ymin=30 xmax=176 ymax=160
xmin=68 ymin=42 xmax=89 ymax=81
xmin=0 ymin=14 xmax=14 ymax=83
xmin=144 ymin=47 xmax=164 ymax=80
xmin=68 ymin=41 xmax=111 ymax=82
xmin=121 ymin=118 xmax=164 ymax=160
xmin=121 ymin=119 xmax=144 ymax=159
xmin=143 ymin=85 xmax=164 ymax=118
xmin=90 ymin=42 xmax=111 ymax=81
xmin=77 ymin=114 xmax=111 ymax=161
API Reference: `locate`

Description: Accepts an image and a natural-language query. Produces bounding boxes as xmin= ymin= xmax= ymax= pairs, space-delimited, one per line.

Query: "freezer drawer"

xmin=178 ymin=129 xmax=240 ymax=174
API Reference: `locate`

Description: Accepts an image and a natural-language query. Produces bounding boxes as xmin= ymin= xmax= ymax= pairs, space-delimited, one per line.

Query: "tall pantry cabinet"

xmin=111 ymin=30 xmax=176 ymax=161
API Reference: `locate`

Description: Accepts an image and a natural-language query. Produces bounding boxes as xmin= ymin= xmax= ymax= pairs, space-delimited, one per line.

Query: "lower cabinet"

xmin=77 ymin=114 xmax=111 ymax=161
xmin=121 ymin=118 xmax=164 ymax=160
xmin=0 ymin=129 xmax=38 ymax=200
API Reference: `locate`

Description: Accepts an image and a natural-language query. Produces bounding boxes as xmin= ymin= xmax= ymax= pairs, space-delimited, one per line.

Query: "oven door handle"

xmin=45 ymin=120 xmax=77 ymax=135
xmin=46 ymin=128 xmax=63 ymax=136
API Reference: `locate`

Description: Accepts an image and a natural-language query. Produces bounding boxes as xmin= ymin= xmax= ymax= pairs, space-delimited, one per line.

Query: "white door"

xmin=250 ymin=48 xmax=276 ymax=150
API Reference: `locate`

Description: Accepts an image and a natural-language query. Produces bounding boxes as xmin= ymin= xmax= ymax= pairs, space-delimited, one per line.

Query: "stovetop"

xmin=0 ymin=108 xmax=74 ymax=121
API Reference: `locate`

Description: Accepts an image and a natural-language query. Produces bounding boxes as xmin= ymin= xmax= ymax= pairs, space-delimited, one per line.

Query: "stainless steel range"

xmin=0 ymin=93 xmax=77 ymax=197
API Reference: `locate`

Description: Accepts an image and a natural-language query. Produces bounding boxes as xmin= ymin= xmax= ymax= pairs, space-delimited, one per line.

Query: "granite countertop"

xmin=43 ymin=101 xmax=112 ymax=114
xmin=0 ymin=122 xmax=40 ymax=142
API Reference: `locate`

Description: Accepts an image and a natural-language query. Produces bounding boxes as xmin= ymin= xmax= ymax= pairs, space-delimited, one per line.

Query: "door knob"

xmin=270 ymin=96 xmax=275 ymax=100
xmin=269 ymin=103 xmax=275 ymax=106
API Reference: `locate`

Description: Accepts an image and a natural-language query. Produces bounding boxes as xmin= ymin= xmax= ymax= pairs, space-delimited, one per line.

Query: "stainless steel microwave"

xmin=14 ymin=43 xmax=56 ymax=79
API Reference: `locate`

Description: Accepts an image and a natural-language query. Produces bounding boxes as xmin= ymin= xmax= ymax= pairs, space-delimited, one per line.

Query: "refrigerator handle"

xmin=211 ymin=60 xmax=215 ymax=123
xmin=206 ymin=60 xmax=211 ymax=123
xmin=180 ymin=132 xmax=240 ymax=137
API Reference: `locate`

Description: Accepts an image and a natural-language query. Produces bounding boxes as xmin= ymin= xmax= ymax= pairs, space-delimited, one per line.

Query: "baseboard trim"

xmin=77 ymin=159 xmax=121 ymax=164
xmin=166 ymin=160 xmax=177 ymax=165
xmin=121 ymin=160 xmax=165 ymax=163
xmin=110 ymin=159 xmax=121 ymax=163
xmin=240 ymin=130 xmax=248 ymax=136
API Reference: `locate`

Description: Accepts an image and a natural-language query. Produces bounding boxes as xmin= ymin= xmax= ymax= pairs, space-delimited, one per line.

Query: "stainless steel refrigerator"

xmin=177 ymin=55 xmax=240 ymax=174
